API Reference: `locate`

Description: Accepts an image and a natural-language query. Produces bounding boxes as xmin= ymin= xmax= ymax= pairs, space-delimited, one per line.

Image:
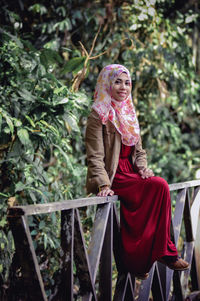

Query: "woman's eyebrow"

xmin=115 ymin=78 xmax=130 ymax=82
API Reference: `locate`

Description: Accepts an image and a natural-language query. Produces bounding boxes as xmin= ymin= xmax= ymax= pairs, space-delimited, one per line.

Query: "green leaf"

xmin=40 ymin=49 xmax=63 ymax=67
xmin=56 ymin=98 xmax=69 ymax=104
xmin=72 ymin=60 xmax=86 ymax=76
xmin=53 ymin=144 xmax=73 ymax=171
xmin=39 ymin=221 xmax=45 ymax=229
xmin=31 ymin=230 xmax=38 ymax=236
xmin=0 ymin=265 xmax=3 ymax=273
xmin=29 ymin=4 xmax=47 ymax=15
xmin=13 ymin=118 xmax=22 ymax=127
xmin=0 ymin=29 xmax=23 ymax=48
xmin=18 ymin=89 xmax=36 ymax=102
xmin=25 ymin=115 xmax=35 ymax=127
xmin=17 ymin=128 xmax=31 ymax=145
xmin=44 ymin=234 xmax=47 ymax=249
xmin=0 ymin=114 xmax=2 ymax=133
xmin=0 ymin=219 xmax=7 ymax=227
xmin=3 ymin=113 xmax=14 ymax=135
xmin=15 ymin=181 xmax=26 ymax=192
xmin=61 ymin=56 xmax=86 ymax=74
xmin=39 ymin=120 xmax=59 ymax=135
xmin=53 ymin=86 xmax=66 ymax=95
xmin=63 ymin=113 xmax=80 ymax=133
xmin=53 ymin=19 xmax=72 ymax=32
xmin=0 ymin=193 xmax=9 ymax=197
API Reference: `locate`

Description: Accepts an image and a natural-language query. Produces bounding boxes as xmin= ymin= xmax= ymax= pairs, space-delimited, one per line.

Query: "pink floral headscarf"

xmin=92 ymin=64 xmax=140 ymax=146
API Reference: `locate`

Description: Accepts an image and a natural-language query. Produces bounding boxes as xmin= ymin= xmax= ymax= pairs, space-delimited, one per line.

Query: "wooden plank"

xmin=129 ymin=274 xmax=136 ymax=299
xmin=181 ymin=241 xmax=194 ymax=299
xmin=172 ymin=270 xmax=184 ymax=301
xmin=193 ymin=186 xmax=200 ymax=201
xmin=7 ymin=179 xmax=200 ymax=216
xmin=191 ymin=251 xmax=199 ymax=291
xmin=113 ymin=203 xmax=123 ymax=273
xmin=184 ymin=190 xmax=194 ymax=242
xmin=194 ymin=210 xmax=200 ymax=289
xmin=59 ymin=209 xmax=74 ymax=301
xmin=73 ymin=209 xmax=97 ymax=300
xmin=165 ymin=188 xmax=186 ymax=300
xmin=138 ymin=264 xmax=155 ymax=301
xmin=185 ymin=291 xmax=200 ymax=300
xmin=112 ymin=204 xmax=135 ymax=300
xmin=113 ymin=273 xmax=134 ymax=301
xmin=99 ymin=204 xmax=113 ymax=301
xmin=165 ymin=189 xmax=183 ymax=298
xmin=157 ymin=262 xmax=168 ymax=301
xmin=166 ymin=188 xmax=196 ymax=300
xmin=8 ymin=179 xmax=200 ymax=217
xmin=169 ymin=180 xmax=200 ymax=191
xmin=172 ymin=189 xmax=186 ymax=245
xmin=9 ymin=195 xmax=118 ymax=216
xmin=82 ymin=203 xmax=111 ymax=301
xmin=8 ymin=215 xmax=47 ymax=301
xmin=190 ymin=186 xmax=200 ymax=289
xmin=191 ymin=187 xmax=200 ymax=239
xmin=124 ymin=274 xmax=135 ymax=301
xmin=87 ymin=203 xmax=111 ymax=281
xmin=158 ymin=257 xmax=174 ymax=301
xmin=166 ymin=268 xmax=174 ymax=301
xmin=152 ymin=264 xmax=165 ymax=301
xmin=114 ymin=273 xmax=127 ymax=301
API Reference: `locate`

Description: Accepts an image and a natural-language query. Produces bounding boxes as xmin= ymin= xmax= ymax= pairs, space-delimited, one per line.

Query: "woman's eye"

xmin=115 ymin=80 xmax=121 ymax=84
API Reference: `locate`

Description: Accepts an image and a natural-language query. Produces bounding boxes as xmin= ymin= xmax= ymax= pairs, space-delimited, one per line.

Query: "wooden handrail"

xmin=8 ymin=180 xmax=200 ymax=217
xmin=8 ymin=195 xmax=118 ymax=216
xmin=7 ymin=179 xmax=200 ymax=301
xmin=169 ymin=179 xmax=200 ymax=191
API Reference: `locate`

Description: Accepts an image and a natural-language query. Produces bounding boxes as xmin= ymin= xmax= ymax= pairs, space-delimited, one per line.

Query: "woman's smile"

xmin=111 ymin=72 xmax=131 ymax=102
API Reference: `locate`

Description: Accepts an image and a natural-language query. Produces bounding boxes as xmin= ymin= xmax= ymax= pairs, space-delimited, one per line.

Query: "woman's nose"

xmin=120 ymin=82 xmax=126 ymax=89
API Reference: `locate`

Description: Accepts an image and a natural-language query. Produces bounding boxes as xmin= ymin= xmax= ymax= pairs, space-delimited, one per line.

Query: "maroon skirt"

xmin=111 ymin=144 xmax=178 ymax=274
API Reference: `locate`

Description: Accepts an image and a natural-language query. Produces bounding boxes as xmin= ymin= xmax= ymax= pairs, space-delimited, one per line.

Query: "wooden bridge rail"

xmin=7 ymin=179 xmax=200 ymax=301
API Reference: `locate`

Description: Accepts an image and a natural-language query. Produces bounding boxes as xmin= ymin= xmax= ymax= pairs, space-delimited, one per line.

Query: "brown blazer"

xmin=85 ymin=110 xmax=148 ymax=194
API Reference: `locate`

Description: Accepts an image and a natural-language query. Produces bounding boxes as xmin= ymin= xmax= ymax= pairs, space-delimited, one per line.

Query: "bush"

xmin=0 ymin=30 xmax=90 ymax=295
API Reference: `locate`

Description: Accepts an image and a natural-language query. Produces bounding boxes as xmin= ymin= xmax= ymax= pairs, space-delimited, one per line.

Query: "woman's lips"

xmin=118 ymin=92 xmax=126 ymax=97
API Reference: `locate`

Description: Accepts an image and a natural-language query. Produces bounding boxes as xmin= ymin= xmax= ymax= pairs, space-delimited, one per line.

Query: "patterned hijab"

xmin=92 ymin=64 xmax=140 ymax=146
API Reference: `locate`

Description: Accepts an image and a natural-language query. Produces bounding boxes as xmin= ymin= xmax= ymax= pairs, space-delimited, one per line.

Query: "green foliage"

xmin=0 ymin=31 xmax=89 ymax=200
xmin=0 ymin=28 xmax=90 ymax=291
xmin=119 ymin=2 xmax=200 ymax=182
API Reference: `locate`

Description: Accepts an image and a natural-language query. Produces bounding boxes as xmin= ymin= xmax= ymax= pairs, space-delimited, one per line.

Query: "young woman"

xmin=85 ymin=64 xmax=189 ymax=279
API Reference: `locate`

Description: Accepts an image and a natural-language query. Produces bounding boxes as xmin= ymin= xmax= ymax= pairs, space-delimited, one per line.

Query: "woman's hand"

xmin=97 ymin=185 xmax=114 ymax=197
xmin=139 ymin=168 xmax=154 ymax=179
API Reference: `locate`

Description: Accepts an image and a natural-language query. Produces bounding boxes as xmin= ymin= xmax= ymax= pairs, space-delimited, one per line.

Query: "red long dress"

xmin=111 ymin=144 xmax=178 ymax=274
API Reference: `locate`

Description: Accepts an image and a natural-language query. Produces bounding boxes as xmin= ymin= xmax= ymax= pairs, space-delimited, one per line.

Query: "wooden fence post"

xmin=7 ymin=210 xmax=47 ymax=301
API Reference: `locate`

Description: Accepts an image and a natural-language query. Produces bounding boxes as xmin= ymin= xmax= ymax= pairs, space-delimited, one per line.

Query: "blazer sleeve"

xmin=85 ymin=111 xmax=111 ymax=193
xmin=132 ymin=136 xmax=148 ymax=171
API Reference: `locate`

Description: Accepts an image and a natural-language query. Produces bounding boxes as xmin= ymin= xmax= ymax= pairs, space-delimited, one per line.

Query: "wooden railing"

xmin=7 ymin=179 xmax=200 ymax=301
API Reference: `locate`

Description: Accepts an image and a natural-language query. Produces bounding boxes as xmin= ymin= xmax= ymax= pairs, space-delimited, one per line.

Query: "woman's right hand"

xmin=97 ymin=185 xmax=114 ymax=197
xmin=139 ymin=168 xmax=154 ymax=179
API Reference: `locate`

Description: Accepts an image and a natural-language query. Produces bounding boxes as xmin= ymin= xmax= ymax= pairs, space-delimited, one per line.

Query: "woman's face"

xmin=111 ymin=72 xmax=131 ymax=102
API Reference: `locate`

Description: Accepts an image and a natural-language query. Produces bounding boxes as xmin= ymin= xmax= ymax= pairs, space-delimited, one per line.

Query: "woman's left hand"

xmin=97 ymin=185 xmax=114 ymax=197
xmin=139 ymin=168 xmax=154 ymax=179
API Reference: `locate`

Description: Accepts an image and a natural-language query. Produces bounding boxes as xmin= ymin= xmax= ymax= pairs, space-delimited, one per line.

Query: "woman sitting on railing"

xmin=85 ymin=64 xmax=189 ymax=280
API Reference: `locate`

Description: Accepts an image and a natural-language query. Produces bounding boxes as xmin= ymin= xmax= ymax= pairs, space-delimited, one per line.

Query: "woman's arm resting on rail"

xmin=97 ymin=185 xmax=114 ymax=197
